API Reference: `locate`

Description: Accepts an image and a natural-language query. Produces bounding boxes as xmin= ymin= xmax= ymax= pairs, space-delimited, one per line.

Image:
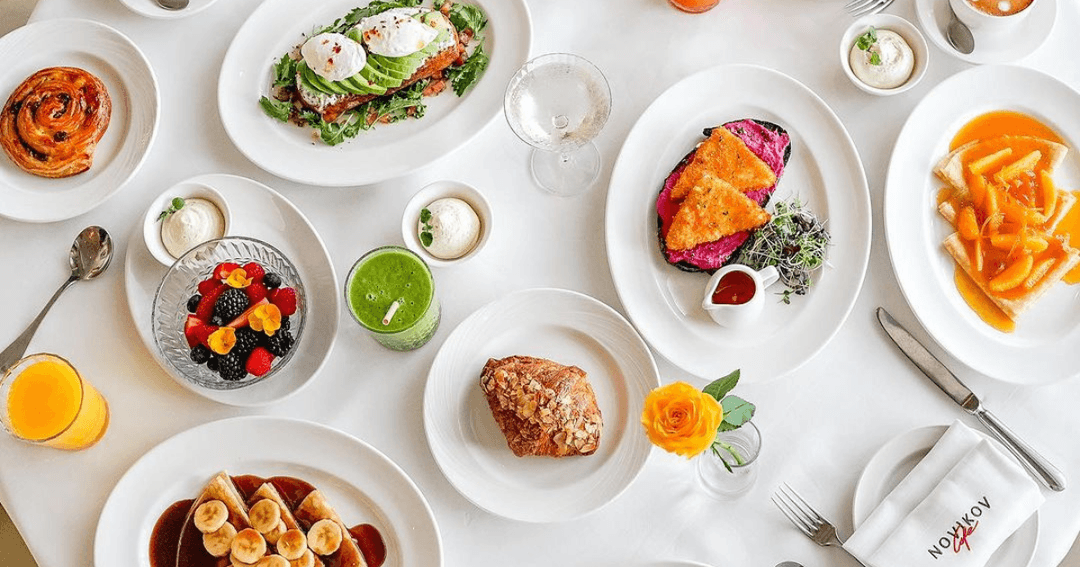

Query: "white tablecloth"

xmin=3 ymin=0 xmax=1080 ymax=566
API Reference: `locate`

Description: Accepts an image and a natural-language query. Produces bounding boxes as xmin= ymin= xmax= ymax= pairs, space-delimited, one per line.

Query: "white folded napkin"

xmin=844 ymin=420 xmax=1044 ymax=567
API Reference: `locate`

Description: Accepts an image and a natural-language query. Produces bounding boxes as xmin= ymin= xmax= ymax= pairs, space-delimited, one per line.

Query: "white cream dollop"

xmin=301 ymin=32 xmax=367 ymax=82
xmin=356 ymin=8 xmax=438 ymax=57
xmin=161 ymin=198 xmax=226 ymax=259
xmin=419 ymin=198 xmax=481 ymax=260
xmin=849 ymin=29 xmax=914 ymax=89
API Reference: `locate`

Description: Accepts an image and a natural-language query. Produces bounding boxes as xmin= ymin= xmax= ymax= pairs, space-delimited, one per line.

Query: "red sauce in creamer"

xmin=711 ymin=271 xmax=757 ymax=305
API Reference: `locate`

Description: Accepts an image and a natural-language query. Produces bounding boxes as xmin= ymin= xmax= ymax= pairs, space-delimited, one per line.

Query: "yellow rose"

xmin=641 ymin=381 xmax=723 ymax=458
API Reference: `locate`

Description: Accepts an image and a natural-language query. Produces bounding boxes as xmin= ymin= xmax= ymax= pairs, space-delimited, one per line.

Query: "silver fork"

xmin=844 ymin=0 xmax=896 ymax=17
xmin=772 ymin=484 xmax=869 ymax=566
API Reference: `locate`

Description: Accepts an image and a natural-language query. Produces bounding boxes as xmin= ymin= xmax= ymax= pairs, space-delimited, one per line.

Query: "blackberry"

xmin=263 ymin=273 xmax=282 ymax=289
xmin=233 ymin=327 xmax=260 ymax=355
xmin=210 ymin=315 xmax=225 ymax=326
xmin=190 ymin=345 xmax=211 ymax=364
xmin=279 ymin=316 xmax=290 ymax=332
xmin=206 ymin=355 xmax=221 ymax=372
xmin=265 ymin=330 xmax=295 ymax=357
xmin=186 ymin=294 xmax=202 ymax=313
xmin=218 ymin=351 xmax=247 ymax=381
xmin=213 ymin=288 xmax=248 ymax=322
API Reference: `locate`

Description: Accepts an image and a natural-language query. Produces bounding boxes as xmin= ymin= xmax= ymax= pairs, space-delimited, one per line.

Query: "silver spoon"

xmin=775 ymin=563 xmax=804 ymax=567
xmin=156 ymin=0 xmax=189 ymax=10
xmin=0 ymin=226 xmax=113 ymax=373
xmin=946 ymin=3 xmax=976 ymax=54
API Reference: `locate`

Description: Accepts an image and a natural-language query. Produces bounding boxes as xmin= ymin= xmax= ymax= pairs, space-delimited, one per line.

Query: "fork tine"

xmin=771 ymin=495 xmax=814 ymax=537
xmin=843 ymin=0 xmax=867 ymax=9
xmin=851 ymin=0 xmax=890 ymax=17
xmin=845 ymin=0 xmax=876 ymax=13
xmin=781 ymin=483 xmax=825 ymax=525
xmin=776 ymin=486 xmax=821 ymax=529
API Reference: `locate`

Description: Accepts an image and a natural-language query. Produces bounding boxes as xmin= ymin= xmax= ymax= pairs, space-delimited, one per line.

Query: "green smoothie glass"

xmin=346 ymin=246 xmax=440 ymax=351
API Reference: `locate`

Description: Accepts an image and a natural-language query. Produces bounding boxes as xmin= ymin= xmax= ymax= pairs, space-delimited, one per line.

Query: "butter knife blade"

xmin=876 ymin=307 xmax=1066 ymax=492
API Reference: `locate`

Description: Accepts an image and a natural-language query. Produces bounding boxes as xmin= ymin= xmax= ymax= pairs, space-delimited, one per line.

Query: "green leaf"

xmin=719 ymin=395 xmax=755 ymax=430
xmin=271 ymin=54 xmax=298 ymax=88
xmin=446 ymin=41 xmax=490 ymax=96
xmin=259 ymin=96 xmax=293 ymax=122
xmin=855 ymin=26 xmax=877 ymax=51
xmin=157 ymin=197 xmax=186 ymax=222
xmin=171 ymin=197 xmax=185 ymax=210
xmin=326 ymin=0 xmax=425 ymax=34
xmin=702 ymin=369 xmax=740 ymax=402
xmin=449 ymin=3 xmax=488 ymax=34
xmin=420 ymin=208 xmax=432 ymax=223
xmin=420 ymin=231 xmax=433 ymax=247
xmin=870 ymin=51 xmax=882 ymax=66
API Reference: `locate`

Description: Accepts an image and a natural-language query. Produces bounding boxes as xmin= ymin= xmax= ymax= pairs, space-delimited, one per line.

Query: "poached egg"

xmin=356 ymin=7 xmax=439 ymax=58
xmin=301 ymin=32 xmax=367 ymax=82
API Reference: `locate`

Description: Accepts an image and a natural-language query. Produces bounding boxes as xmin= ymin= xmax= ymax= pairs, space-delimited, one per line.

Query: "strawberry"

xmin=226 ymin=298 xmax=269 ymax=329
xmin=245 ymin=282 xmax=268 ymax=304
xmin=195 ymin=325 xmax=219 ymax=349
xmin=197 ymin=278 xmax=220 ymax=296
xmin=195 ymin=284 xmax=227 ymax=321
xmin=268 ymin=287 xmax=297 ymax=316
xmin=213 ymin=262 xmax=240 ymax=280
xmin=242 ymin=262 xmax=265 ymax=283
xmin=245 ymin=347 xmax=274 ymax=377
xmin=184 ymin=315 xmax=202 ymax=347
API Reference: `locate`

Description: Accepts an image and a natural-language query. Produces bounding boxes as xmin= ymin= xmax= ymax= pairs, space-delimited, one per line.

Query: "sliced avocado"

xmin=368 ymin=56 xmax=410 ymax=80
xmin=360 ymin=64 xmax=403 ymax=89
xmin=370 ymin=54 xmax=411 ymax=74
xmin=346 ymin=26 xmax=363 ymax=44
xmin=344 ymin=74 xmax=387 ymax=96
xmin=298 ymin=62 xmax=332 ymax=95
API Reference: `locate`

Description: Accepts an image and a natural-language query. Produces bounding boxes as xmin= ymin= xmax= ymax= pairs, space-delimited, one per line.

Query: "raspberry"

xmin=245 ymin=282 xmax=268 ymax=304
xmin=195 ymin=284 xmax=227 ymax=321
xmin=268 ymin=287 xmax=298 ymax=316
xmin=263 ymin=273 xmax=282 ymax=289
xmin=213 ymin=262 xmax=241 ymax=280
xmin=213 ymin=288 xmax=249 ymax=322
xmin=197 ymin=278 xmax=220 ymax=296
xmin=218 ymin=351 xmax=246 ymax=381
xmin=242 ymin=262 xmax=265 ymax=283
xmin=265 ymin=330 xmax=294 ymax=357
xmin=245 ymin=347 xmax=275 ymax=377
xmin=195 ymin=325 xmax=219 ymax=349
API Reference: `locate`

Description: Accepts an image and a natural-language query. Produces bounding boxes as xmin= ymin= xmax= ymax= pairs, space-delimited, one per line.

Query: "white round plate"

xmin=218 ymin=0 xmax=532 ymax=187
xmin=885 ymin=65 xmax=1080 ymax=384
xmin=117 ymin=0 xmax=220 ymax=19
xmin=94 ymin=416 xmax=442 ymax=567
xmin=124 ymin=174 xmax=338 ymax=406
xmin=915 ymin=0 xmax=1057 ymax=64
xmin=423 ymin=288 xmax=660 ymax=523
xmin=0 ymin=19 xmax=158 ymax=223
xmin=853 ymin=425 xmax=1039 ymax=567
xmin=605 ymin=64 xmax=871 ymax=380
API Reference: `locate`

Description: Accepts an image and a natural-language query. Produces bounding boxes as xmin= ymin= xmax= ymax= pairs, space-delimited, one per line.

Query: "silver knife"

xmin=876 ymin=307 xmax=1066 ymax=492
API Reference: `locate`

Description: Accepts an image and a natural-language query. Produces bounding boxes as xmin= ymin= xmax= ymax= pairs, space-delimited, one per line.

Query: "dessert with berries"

xmin=182 ymin=260 xmax=301 ymax=382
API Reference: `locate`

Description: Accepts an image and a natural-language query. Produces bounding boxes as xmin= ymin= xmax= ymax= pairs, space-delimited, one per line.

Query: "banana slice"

xmin=249 ymin=499 xmax=282 ymax=534
xmin=289 ymin=549 xmax=315 ymax=567
xmin=194 ymin=500 xmax=229 ymax=533
xmin=202 ymin=522 xmax=237 ymax=557
xmin=230 ymin=553 xmax=257 ymax=567
xmin=276 ymin=529 xmax=307 ymax=560
xmin=256 ymin=554 xmax=290 ymax=567
xmin=231 ymin=528 xmax=268 ymax=564
xmin=264 ymin=520 xmax=287 ymax=545
xmin=306 ymin=519 xmax=342 ymax=556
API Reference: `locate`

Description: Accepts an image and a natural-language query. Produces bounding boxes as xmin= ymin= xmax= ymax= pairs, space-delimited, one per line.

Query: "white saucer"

xmin=123 ymin=173 xmax=338 ymax=406
xmin=117 ymin=0 xmax=222 ymax=19
xmin=915 ymin=0 xmax=1057 ymax=63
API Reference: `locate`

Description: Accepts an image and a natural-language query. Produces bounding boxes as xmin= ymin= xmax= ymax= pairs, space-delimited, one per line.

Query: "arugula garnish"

xmin=157 ymin=197 xmax=186 ymax=222
xmin=259 ymin=96 xmax=293 ymax=122
xmin=855 ymin=26 xmax=883 ymax=66
xmin=447 ymin=41 xmax=489 ymax=96
xmin=318 ymin=0 xmax=425 ymax=34
xmin=271 ymin=54 xmax=298 ymax=88
xmin=419 ymin=208 xmax=434 ymax=247
xmin=449 ymin=2 xmax=487 ymax=34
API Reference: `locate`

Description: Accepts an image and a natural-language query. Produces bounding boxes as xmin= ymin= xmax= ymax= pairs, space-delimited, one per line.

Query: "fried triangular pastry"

xmin=666 ymin=174 xmax=771 ymax=251
xmin=671 ymin=127 xmax=778 ymax=201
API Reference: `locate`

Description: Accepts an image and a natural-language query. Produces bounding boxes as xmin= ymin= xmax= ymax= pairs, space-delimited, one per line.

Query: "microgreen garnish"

xmin=730 ymin=199 xmax=831 ymax=304
xmin=855 ymin=26 xmax=883 ymax=66
xmin=419 ymin=208 xmax=434 ymax=247
xmin=157 ymin=197 xmax=185 ymax=222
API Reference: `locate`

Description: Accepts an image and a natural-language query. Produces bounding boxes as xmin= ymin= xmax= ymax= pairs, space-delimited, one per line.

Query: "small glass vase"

xmin=696 ymin=421 xmax=762 ymax=499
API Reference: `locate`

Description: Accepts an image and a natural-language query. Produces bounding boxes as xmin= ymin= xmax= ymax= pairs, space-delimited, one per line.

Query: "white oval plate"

xmin=853 ymin=425 xmax=1038 ymax=567
xmin=0 ymin=19 xmax=158 ymax=223
xmin=423 ymin=288 xmax=660 ymax=523
xmin=117 ymin=0 xmax=220 ymax=20
xmin=94 ymin=416 xmax=442 ymax=567
xmin=915 ymin=0 xmax=1057 ymax=64
xmin=605 ymin=64 xmax=871 ymax=380
xmin=218 ymin=0 xmax=532 ymax=187
xmin=884 ymin=65 xmax=1080 ymax=384
xmin=124 ymin=174 xmax=338 ymax=406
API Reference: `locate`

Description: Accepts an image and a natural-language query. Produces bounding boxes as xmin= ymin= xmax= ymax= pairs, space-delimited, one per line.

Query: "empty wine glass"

xmin=504 ymin=53 xmax=612 ymax=197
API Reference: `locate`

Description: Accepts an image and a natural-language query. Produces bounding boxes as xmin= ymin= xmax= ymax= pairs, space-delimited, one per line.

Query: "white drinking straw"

xmin=382 ymin=300 xmax=401 ymax=326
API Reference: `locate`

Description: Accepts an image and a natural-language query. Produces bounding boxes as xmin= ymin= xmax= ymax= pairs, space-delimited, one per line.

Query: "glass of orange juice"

xmin=0 ymin=354 xmax=109 ymax=450
xmin=669 ymin=0 xmax=721 ymax=13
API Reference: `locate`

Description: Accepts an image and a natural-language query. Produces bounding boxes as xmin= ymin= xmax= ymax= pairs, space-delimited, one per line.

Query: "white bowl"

xmin=950 ymin=0 xmax=1036 ymax=35
xmin=143 ymin=181 xmax=232 ymax=267
xmin=401 ymin=180 xmax=492 ymax=268
xmin=840 ymin=14 xmax=929 ymax=96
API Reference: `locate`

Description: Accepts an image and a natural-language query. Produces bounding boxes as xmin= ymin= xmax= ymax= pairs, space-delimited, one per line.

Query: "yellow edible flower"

xmin=225 ymin=268 xmax=252 ymax=289
xmin=249 ymin=303 xmax=282 ymax=336
xmin=641 ymin=381 xmax=723 ymax=458
xmin=207 ymin=327 xmax=237 ymax=355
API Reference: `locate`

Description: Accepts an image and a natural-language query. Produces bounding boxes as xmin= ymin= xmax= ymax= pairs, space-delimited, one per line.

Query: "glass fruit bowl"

xmin=152 ymin=237 xmax=306 ymax=391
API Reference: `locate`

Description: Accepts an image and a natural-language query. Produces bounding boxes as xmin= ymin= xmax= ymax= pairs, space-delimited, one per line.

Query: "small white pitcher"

xmin=701 ymin=265 xmax=780 ymax=327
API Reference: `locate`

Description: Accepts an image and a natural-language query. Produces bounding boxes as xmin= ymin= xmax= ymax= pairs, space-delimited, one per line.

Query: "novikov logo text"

xmin=927 ymin=496 xmax=989 ymax=559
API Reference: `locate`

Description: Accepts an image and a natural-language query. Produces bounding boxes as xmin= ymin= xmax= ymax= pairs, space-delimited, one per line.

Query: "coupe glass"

xmin=504 ymin=53 xmax=612 ymax=196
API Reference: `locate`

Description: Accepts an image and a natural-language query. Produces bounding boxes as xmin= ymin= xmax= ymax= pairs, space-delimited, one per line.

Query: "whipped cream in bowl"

xmin=402 ymin=180 xmax=492 ymax=267
xmin=143 ymin=182 xmax=232 ymax=267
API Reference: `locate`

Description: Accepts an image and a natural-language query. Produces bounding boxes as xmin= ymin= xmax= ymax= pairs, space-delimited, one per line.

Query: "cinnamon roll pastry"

xmin=1 ymin=67 xmax=111 ymax=178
